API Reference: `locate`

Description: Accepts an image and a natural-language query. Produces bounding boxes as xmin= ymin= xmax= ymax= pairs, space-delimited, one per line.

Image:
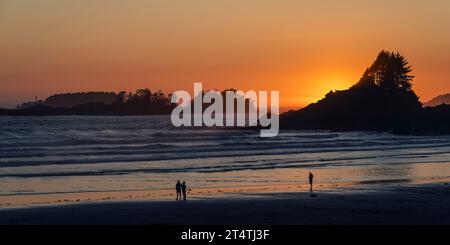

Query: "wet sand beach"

xmin=1 ymin=181 xmax=449 ymax=225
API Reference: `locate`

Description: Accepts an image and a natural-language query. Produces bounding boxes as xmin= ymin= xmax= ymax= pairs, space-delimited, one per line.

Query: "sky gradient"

xmin=1 ymin=0 xmax=449 ymax=109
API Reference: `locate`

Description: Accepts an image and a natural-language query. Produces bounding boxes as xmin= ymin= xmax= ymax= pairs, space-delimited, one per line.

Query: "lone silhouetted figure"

xmin=181 ymin=181 xmax=187 ymax=201
xmin=176 ymin=180 xmax=182 ymax=200
xmin=308 ymin=172 xmax=314 ymax=192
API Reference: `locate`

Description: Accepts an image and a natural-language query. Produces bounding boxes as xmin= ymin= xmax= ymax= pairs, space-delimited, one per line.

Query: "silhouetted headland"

xmin=281 ymin=50 xmax=450 ymax=135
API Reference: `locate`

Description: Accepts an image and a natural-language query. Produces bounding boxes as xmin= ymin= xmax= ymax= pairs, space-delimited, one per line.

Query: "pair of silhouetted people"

xmin=176 ymin=180 xmax=187 ymax=201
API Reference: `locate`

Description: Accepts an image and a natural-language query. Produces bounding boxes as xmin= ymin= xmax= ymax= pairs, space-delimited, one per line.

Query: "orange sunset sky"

xmin=0 ymin=0 xmax=449 ymax=109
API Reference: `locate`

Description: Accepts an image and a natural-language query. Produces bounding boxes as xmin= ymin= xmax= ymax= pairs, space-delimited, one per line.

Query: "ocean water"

xmin=1 ymin=116 xmax=450 ymax=202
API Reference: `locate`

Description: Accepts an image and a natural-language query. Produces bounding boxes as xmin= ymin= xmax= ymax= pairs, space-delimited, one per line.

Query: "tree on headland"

xmin=353 ymin=50 xmax=414 ymax=91
xmin=280 ymin=50 xmax=423 ymax=133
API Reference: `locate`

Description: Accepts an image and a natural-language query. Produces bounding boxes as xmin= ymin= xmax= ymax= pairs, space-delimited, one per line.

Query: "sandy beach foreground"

xmin=1 ymin=182 xmax=449 ymax=225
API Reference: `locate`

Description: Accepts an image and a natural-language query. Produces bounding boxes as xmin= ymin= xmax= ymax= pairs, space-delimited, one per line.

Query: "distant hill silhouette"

xmin=281 ymin=50 xmax=450 ymax=134
xmin=17 ymin=92 xmax=117 ymax=109
xmin=424 ymin=93 xmax=450 ymax=107
xmin=1 ymin=89 xmax=176 ymax=116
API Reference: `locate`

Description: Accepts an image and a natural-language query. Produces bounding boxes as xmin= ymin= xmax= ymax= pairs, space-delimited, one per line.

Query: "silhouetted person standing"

xmin=176 ymin=180 xmax=182 ymax=200
xmin=181 ymin=181 xmax=187 ymax=201
xmin=308 ymin=172 xmax=314 ymax=192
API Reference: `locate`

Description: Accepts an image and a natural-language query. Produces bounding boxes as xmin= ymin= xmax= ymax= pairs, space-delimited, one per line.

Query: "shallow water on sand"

xmin=1 ymin=115 xmax=450 ymax=207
